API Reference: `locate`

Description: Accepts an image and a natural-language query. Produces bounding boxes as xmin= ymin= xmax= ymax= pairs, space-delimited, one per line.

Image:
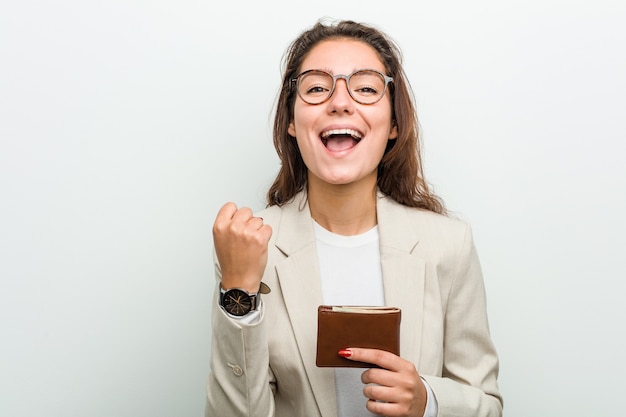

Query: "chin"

xmin=324 ymin=175 xmax=369 ymax=186
xmin=321 ymin=173 xmax=356 ymax=185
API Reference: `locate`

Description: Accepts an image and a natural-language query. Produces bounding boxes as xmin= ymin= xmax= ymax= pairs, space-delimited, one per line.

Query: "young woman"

xmin=206 ymin=19 xmax=502 ymax=417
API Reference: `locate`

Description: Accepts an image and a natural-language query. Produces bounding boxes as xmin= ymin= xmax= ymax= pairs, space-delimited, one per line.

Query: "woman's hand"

xmin=212 ymin=202 xmax=272 ymax=293
xmin=341 ymin=348 xmax=427 ymax=417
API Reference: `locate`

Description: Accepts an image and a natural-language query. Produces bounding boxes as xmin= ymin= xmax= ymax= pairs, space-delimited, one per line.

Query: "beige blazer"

xmin=205 ymin=191 xmax=502 ymax=417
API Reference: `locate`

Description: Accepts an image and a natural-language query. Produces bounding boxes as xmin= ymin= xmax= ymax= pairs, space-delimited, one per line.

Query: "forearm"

xmin=422 ymin=375 xmax=502 ymax=417
xmin=205 ymin=284 xmax=275 ymax=417
xmin=425 ymin=224 xmax=502 ymax=417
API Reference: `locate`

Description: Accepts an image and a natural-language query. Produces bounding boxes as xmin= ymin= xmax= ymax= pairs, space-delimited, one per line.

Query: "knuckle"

xmin=261 ymin=225 xmax=273 ymax=240
xmin=226 ymin=221 xmax=241 ymax=236
xmin=367 ymin=368 xmax=380 ymax=380
xmin=366 ymin=384 xmax=381 ymax=399
xmin=372 ymin=349 xmax=386 ymax=363
xmin=253 ymin=231 xmax=269 ymax=244
xmin=212 ymin=220 xmax=227 ymax=236
xmin=239 ymin=207 xmax=253 ymax=218
xmin=366 ymin=399 xmax=383 ymax=415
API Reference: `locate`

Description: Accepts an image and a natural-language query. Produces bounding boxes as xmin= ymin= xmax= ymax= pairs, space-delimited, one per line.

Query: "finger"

xmin=361 ymin=367 xmax=392 ymax=386
xmin=366 ymin=398 xmax=397 ymax=417
xmin=231 ymin=206 xmax=254 ymax=223
xmin=363 ymin=381 xmax=396 ymax=402
xmin=246 ymin=216 xmax=265 ymax=229
xmin=341 ymin=348 xmax=401 ymax=372
xmin=259 ymin=223 xmax=273 ymax=242
xmin=246 ymin=219 xmax=273 ymax=245
xmin=215 ymin=202 xmax=238 ymax=220
xmin=213 ymin=203 xmax=239 ymax=237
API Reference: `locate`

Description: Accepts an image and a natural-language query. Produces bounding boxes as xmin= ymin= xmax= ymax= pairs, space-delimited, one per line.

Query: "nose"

xmin=327 ymin=78 xmax=354 ymax=114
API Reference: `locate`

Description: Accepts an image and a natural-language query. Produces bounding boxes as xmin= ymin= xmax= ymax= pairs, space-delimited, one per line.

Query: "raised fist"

xmin=212 ymin=202 xmax=272 ymax=293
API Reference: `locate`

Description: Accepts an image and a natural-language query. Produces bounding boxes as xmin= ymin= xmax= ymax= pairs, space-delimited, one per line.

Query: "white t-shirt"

xmin=314 ymin=221 xmax=384 ymax=417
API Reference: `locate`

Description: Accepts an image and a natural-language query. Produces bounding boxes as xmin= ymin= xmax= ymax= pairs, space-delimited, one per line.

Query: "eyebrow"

xmin=298 ymin=67 xmax=336 ymax=74
xmin=301 ymin=67 xmax=373 ymax=75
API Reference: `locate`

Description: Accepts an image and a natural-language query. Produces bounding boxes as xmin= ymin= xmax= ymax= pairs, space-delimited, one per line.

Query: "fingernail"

xmin=337 ymin=349 xmax=352 ymax=358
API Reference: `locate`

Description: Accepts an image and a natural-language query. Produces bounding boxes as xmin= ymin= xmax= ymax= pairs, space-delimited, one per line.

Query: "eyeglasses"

xmin=291 ymin=69 xmax=393 ymax=105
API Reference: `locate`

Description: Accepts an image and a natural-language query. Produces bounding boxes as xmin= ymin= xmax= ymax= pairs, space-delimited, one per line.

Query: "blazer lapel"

xmin=274 ymin=193 xmax=338 ymax=417
xmin=377 ymin=192 xmax=426 ymax=366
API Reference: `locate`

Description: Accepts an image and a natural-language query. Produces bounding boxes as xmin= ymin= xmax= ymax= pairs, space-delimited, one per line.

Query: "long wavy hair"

xmin=267 ymin=19 xmax=446 ymax=215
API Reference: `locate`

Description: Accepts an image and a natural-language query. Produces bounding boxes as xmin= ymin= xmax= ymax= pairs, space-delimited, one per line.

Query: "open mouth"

xmin=320 ymin=128 xmax=362 ymax=152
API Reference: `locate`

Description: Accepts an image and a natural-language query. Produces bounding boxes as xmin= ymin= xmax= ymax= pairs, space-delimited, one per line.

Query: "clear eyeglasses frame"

xmin=291 ymin=68 xmax=394 ymax=105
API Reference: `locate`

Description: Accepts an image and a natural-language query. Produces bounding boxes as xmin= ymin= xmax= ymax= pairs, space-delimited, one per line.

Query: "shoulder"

xmin=255 ymin=190 xmax=309 ymax=230
xmin=378 ymin=192 xmax=471 ymax=238
xmin=376 ymin=192 xmax=476 ymax=265
xmin=255 ymin=204 xmax=283 ymax=224
xmin=378 ymin=195 xmax=481 ymax=282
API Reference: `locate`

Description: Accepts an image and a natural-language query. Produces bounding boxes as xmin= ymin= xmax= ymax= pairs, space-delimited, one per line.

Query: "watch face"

xmin=222 ymin=289 xmax=252 ymax=316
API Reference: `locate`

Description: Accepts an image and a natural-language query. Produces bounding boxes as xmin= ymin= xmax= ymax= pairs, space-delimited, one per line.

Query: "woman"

xmin=206 ymin=19 xmax=502 ymax=417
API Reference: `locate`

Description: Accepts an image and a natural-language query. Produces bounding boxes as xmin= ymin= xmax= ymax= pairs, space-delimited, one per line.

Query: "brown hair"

xmin=267 ymin=19 xmax=446 ymax=215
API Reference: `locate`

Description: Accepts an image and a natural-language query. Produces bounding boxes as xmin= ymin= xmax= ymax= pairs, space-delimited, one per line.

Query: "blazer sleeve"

xmin=422 ymin=223 xmax=503 ymax=417
xmin=204 ymin=255 xmax=276 ymax=417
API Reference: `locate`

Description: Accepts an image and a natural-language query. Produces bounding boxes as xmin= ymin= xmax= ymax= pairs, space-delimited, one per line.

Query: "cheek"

xmin=290 ymin=103 xmax=318 ymax=131
xmin=288 ymin=106 xmax=306 ymax=137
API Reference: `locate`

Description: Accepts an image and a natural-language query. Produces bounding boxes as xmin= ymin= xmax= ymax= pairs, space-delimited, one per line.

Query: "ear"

xmin=288 ymin=121 xmax=296 ymax=137
xmin=388 ymin=122 xmax=398 ymax=140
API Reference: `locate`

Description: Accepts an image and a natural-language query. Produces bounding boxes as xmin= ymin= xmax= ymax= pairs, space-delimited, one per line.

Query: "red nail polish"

xmin=338 ymin=349 xmax=352 ymax=358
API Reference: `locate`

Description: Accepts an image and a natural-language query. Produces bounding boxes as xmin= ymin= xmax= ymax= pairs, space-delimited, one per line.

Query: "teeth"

xmin=321 ymin=129 xmax=362 ymax=140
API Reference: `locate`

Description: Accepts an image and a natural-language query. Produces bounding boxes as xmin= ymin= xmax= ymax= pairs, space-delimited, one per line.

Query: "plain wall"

xmin=1 ymin=1 xmax=625 ymax=416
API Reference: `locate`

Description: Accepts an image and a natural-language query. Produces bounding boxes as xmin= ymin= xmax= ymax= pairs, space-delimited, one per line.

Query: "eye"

xmin=349 ymin=71 xmax=385 ymax=97
xmin=298 ymin=71 xmax=333 ymax=98
xmin=353 ymin=85 xmax=379 ymax=95
xmin=305 ymin=84 xmax=331 ymax=94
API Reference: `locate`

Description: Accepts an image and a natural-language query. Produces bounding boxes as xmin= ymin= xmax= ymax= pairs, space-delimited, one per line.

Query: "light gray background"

xmin=1 ymin=1 xmax=625 ymax=416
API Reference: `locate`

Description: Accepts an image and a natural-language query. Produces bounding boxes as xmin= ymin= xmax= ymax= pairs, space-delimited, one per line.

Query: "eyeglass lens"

xmin=297 ymin=70 xmax=388 ymax=104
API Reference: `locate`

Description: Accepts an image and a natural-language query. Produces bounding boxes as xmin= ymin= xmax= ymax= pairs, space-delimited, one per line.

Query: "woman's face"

xmin=288 ymin=39 xmax=397 ymax=189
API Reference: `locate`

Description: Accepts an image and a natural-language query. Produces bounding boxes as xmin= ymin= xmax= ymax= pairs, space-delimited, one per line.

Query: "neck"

xmin=307 ymin=175 xmax=378 ymax=236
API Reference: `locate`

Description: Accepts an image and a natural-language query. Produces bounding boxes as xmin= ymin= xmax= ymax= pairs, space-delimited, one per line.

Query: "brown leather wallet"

xmin=315 ymin=305 xmax=401 ymax=368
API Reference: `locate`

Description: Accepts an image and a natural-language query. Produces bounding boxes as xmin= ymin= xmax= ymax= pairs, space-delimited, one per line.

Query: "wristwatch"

xmin=219 ymin=282 xmax=271 ymax=317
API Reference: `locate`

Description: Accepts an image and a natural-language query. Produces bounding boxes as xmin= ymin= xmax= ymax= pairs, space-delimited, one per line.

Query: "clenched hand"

xmin=212 ymin=202 xmax=272 ymax=293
